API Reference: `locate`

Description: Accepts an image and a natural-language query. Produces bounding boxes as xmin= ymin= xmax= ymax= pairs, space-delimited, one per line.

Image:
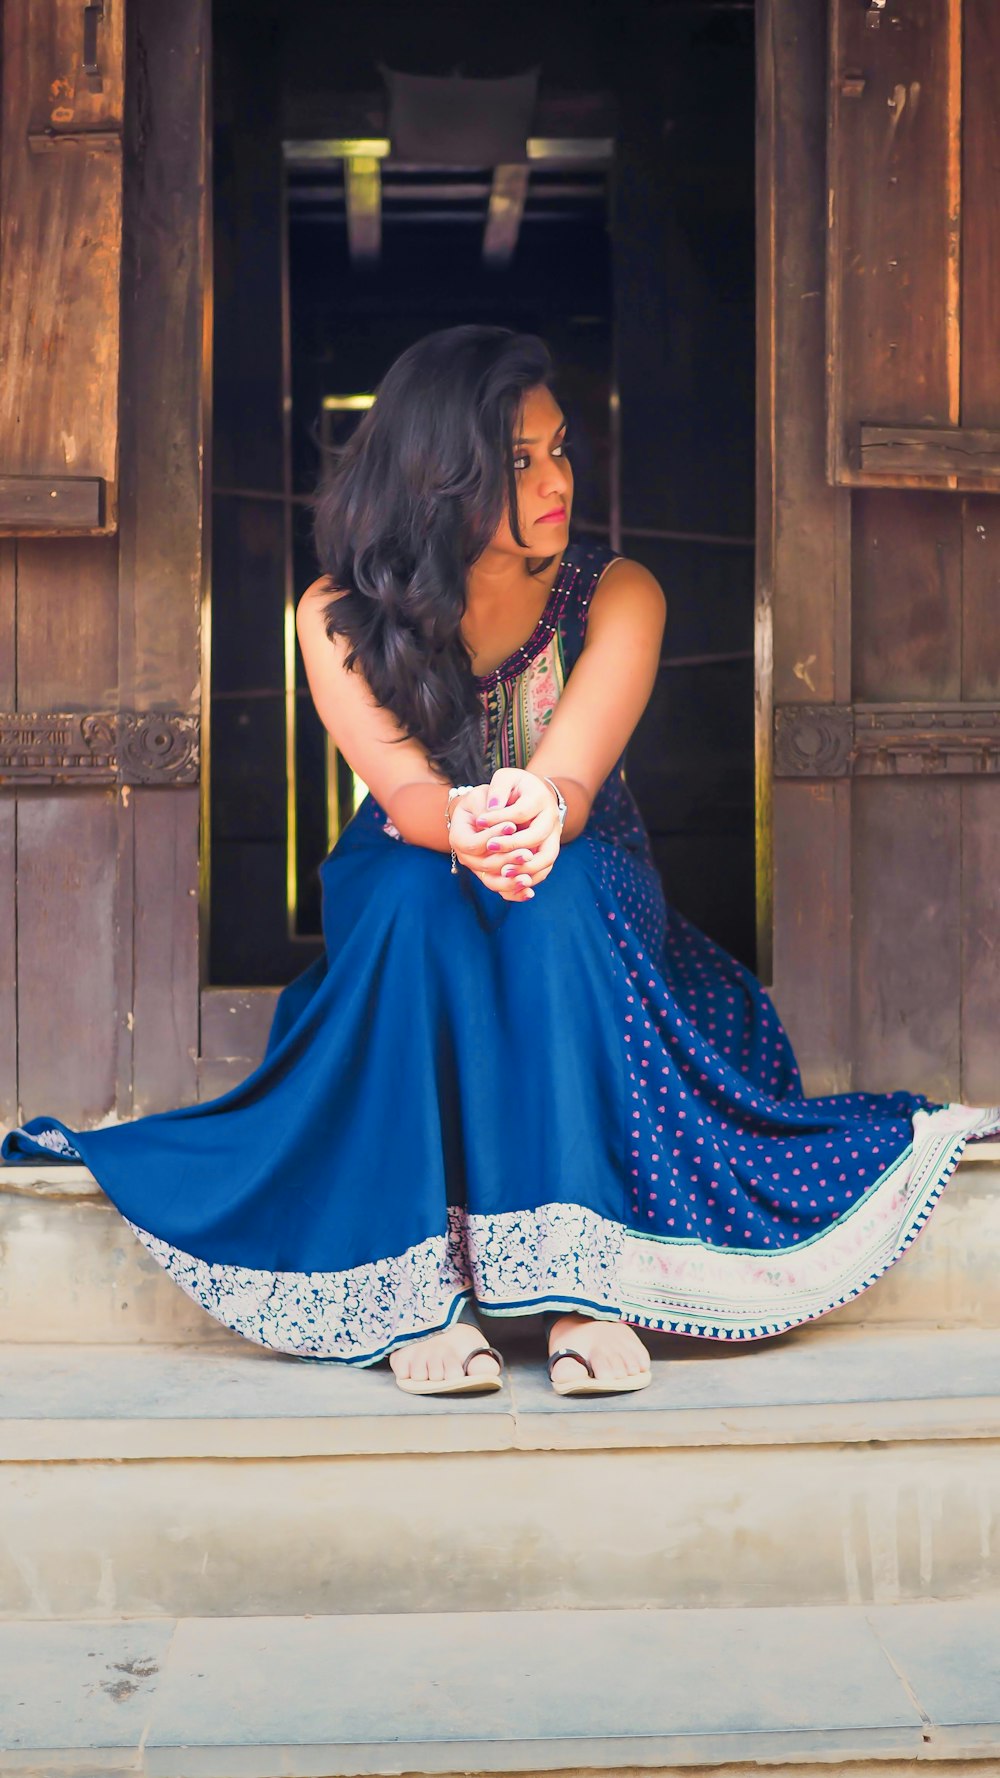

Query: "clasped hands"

xmin=449 ymin=768 xmax=562 ymax=901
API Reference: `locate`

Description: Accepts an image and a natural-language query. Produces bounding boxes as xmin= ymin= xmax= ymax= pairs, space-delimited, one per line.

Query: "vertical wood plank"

xmin=115 ymin=0 xmax=210 ymax=1103
xmin=131 ymin=787 xmax=200 ymax=1114
xmin=767 ymin=0 xmax=842 ymax=707
xmin=960 ymin=779 xmax=1000 ymax=1105
xmin=16 ymin=793 xmax=118 ymax=1124
xmin=114 ymin=792 xmax=136 ymax=1121
xmin=0 ymin=542 xmax=14 ymax=705
xmin=0 ymin=799 xmax=16 ymax=1124
xmin=15 ymin=537 xmax=118 ymax=708
xmin=117 ymin=0 xmax=208 ymax=711
xmin=766 ymin=0 xmax=853 ymax=1049
xmin=962 ymin=498 xmax=1000 ymax=698
xmin=851 ymin=491 xmax=962 ymax=701
xmin=0 ymin=0 xmax=124 ymax=528
xmin=771 ymin=780 xmax=852 ymax=1095
xmin=0 ymin=545 xmax=13 ymax=1119
xmin=827 ymin=0 xmax=960 ymax=484
xmin=959 ymin=2 xmax=1000 ymax=697
xmin=852 ymin=778 xmax=961 ymax=1099
xmin=960 ymin=0 xmax=1000 ymax=430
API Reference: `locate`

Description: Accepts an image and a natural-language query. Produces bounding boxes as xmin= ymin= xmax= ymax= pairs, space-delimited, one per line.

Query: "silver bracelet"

xmin=446 ymin=785 xmax=477 ymax=874
xmin=539 ymin=775 xmax=568 ymax=830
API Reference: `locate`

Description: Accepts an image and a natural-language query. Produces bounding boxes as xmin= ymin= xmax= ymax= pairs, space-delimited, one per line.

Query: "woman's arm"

xmin=524 ymin=556 xmax=667 ymax=842
xmin=296 ymin=578 xmax=460 ymax=855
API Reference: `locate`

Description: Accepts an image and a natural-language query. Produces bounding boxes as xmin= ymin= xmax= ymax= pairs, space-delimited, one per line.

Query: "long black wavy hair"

xmin=310 ymin=324 xmax=558 ymax=788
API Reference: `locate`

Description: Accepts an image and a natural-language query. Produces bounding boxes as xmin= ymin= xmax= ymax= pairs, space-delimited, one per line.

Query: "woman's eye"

xmin=513 ymin=440 xmax=568 ymax=470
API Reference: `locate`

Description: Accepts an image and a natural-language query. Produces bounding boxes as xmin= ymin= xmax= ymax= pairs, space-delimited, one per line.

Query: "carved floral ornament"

xmin=0 ymin=713 xmax=199 ymax=784
xmin=774 ymin=705 xmax=1000 ymax=777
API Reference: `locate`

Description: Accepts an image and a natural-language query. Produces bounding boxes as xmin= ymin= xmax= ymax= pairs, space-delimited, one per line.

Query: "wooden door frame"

xmin=754 ymin=0 xmax=776 ymax=990
xmin=754 ymin=0 xmax=859 ymax=1089
xmin=199 ymin=4 xmax=777 ymax=1091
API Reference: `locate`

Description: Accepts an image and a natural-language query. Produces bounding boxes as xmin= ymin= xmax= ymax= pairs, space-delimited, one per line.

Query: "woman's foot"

xmin=546 ymin=1311 xmax=651 ymax=1389
xmin=389 ymin=1320 xmax=503 ymax=1389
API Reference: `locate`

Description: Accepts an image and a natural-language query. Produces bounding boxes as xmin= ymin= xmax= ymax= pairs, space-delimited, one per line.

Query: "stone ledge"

xmin=3 ymin=1137 xmax=998 ymax=1201
xmin=3 ymin=1327 xmax=1000 ymax=1459
xmin=1 ymin=1145 xmax=998 ymax=1209
xmin=2 ymin=1602 xmax=1000 ymax=1775
xmin=0 ymin=1162 xmax=102 ymax=1198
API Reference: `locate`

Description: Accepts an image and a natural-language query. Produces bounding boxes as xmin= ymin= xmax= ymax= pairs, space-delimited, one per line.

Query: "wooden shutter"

xmin=826 ymin=0 xmax=1000 ymax=488
xmin=0 ymin=0 xmax=124 ymax=533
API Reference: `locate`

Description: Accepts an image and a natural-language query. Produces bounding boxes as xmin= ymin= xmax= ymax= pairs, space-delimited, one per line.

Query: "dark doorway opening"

xmin=210 ymin=0 xmax=756 ymax=986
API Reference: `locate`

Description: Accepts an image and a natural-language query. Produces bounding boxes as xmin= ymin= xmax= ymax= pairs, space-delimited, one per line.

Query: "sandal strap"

xmin=547 ymin=1347 xmax=596 ymax=1381
xmin=461 ymin=1344 xmax=504 ymax=1376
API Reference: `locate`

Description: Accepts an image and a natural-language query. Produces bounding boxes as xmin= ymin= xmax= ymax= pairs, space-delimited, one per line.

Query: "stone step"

xmin=3 ymin=1327 xmax=1000 ymax=1619
xmin=2 ymin=1145 xmax=1000 ymax=1347
xmin=2 ymin=1601 xmax=1000 ymax=1775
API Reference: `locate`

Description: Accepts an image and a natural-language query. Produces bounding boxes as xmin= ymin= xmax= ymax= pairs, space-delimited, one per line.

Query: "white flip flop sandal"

xmin=393 ymin=1342 xmax=504 ymax=1396
xmin=547 ymin=1346 xmax=652 ymax=1397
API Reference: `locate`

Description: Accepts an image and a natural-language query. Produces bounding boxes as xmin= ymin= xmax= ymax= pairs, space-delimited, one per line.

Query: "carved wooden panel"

xmin=774 ymin=704 xmax=1000 ymax=777
xmin=0 ymin=0 xmax=125 ymax=533
xmin=0 ymin=713 xmax=199 ymax=785
xmin=773 ymin=705 xmax=854 ymax=778
xmin=827 ymin=0 xmax=1000 ymax=488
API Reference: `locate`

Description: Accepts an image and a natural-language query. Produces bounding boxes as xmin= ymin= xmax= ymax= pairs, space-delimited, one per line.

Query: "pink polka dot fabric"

xmin=554 ymin=546 xmax=945 ymax=1244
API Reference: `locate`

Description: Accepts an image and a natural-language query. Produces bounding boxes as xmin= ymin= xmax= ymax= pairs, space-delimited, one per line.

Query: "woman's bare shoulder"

xmin=298 ymin=573 xmax=344 ymax=608
xmin=589 ymin=553 xmax=667 ymax=623
xmin=296 ymin=574 xmax=349 ymax=636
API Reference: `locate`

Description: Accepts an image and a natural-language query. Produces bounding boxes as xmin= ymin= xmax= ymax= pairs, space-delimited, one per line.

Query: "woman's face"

xmin=490 ymin=383 xmax=574 ymax=557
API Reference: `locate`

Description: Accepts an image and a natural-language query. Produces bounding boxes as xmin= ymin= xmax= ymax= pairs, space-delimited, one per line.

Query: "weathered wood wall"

xmin=0 ymin=0 xmax=208 ymax=1126
xmin=761 ymin=0 xmax=1000 ymax=1103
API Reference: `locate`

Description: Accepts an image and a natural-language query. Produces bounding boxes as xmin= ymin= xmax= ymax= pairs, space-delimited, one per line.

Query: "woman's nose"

xmin=539 ymin=457 xmax=571 ymax=499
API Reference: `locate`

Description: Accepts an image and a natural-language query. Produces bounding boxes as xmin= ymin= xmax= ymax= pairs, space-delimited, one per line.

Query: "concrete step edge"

xmin=2 ymin=1602 xmax=999 ymax=1776
xmin=3 ymin=1328 xmax=1000 ymax=1459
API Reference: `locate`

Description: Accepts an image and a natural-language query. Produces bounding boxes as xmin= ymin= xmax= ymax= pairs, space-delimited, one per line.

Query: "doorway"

xmin=209 ymin=0 xmax=756 ymax=987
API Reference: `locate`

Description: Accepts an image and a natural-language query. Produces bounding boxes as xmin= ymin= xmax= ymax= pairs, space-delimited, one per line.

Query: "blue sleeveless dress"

xmin=4 ymin=538 xmax=999 ymax=1364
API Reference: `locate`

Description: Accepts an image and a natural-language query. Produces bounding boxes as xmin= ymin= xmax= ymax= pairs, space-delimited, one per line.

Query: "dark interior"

xmin=210 ymin=0 xmax=756 ymax=985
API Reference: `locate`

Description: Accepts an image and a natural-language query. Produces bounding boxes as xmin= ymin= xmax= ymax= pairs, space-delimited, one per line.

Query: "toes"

xmin=551 ymin=1354 xmax=589 ymax=1383
xmin=465 ymin=1351 xmax=500 ymax=1377
xmin=392 ymin=1329 xmax=503 ymax=1386
xmin=546 ymin=1317 xmax=652 ymax=1388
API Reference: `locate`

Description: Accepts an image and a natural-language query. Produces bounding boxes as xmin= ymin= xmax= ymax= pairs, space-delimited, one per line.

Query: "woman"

xmin=4 ymin=325 xmax=998 ymax=1398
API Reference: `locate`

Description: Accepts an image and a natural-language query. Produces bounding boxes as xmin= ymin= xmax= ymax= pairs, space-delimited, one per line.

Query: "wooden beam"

xmin=344 ymin=155 xmax=381 ymax=261
xmin=0 ymin=476 xmax=104 ymax=531
xmin=859 ymin=423 xmax=1000 ymax=478
xmin=483 ymin=163 xmax=529 ymax=265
